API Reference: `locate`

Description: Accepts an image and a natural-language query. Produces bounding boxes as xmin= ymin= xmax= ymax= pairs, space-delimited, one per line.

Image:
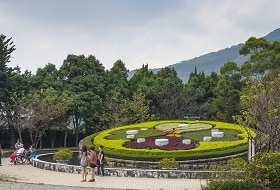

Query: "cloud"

xmin=0 ymin=0 xmax=279 ymax=73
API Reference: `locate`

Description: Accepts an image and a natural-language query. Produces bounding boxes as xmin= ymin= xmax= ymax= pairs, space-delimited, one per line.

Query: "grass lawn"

xmin=182 ymin=129 xmax=240 ymax=142
xmin=106 ymin=128 xmax=165 ymax=140
xmin=106 ymin=124 xmax=240 ymax=142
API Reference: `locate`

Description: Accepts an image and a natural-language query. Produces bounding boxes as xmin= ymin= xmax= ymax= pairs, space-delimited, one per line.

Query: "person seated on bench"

xmin=26 ymin=145 xmax=36 ymax=164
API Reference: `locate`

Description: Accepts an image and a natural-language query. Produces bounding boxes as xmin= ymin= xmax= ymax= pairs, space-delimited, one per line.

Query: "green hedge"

xmin=83 ymin=120 xmax=256 ymax=161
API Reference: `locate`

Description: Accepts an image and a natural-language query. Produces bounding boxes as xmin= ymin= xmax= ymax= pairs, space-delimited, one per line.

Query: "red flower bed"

xmin=125 ymin=136 xmax=198 ymax=150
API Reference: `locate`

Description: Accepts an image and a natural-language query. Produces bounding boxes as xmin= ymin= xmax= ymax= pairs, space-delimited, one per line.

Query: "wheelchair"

xmin=14 ymin=153 xmax=28 ymax=164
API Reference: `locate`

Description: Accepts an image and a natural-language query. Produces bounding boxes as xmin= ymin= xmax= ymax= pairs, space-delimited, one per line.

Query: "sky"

xmin=0 ymin=0 xmax=279 ymax=73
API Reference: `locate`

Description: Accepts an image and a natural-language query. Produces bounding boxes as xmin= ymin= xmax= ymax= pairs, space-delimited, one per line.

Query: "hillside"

xmin=128 ymin=28 xmax=280 ymax=83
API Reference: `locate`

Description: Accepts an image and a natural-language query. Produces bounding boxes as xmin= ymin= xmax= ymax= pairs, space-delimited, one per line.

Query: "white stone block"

xmin=182 ymin=139 xmax=192 ymax=145
xmin=141 ymin=128 xmax=148 ymax=130
xmin=155 ymin=139 xmax=169 ymax=146
xmin=126 ymin=130 xmax=138 ymax=135
xmin=127 ymin=135 xmax=135 ymax=139
xmin=203 ymin=136 xmax=212 ymax=141
xmin=137 ymin=138 xmax=145 ymax=143
xmin=178 ymin=124 xmax=190 ymax=128
xmin=211 ymin=131 xmax=224 ymax=138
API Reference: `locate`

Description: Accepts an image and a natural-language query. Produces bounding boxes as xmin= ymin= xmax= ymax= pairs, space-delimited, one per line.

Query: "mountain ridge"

xmin=128 ymin=28 xmax=280 ymax=83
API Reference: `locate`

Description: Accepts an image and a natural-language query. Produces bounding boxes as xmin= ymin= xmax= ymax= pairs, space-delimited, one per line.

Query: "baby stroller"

xmin=14 ymin=153 xmax=28 ymax=164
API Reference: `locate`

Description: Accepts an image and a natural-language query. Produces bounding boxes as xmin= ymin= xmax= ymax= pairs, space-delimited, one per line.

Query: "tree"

xmin=212 ymin=62 xmax=242 ymax=122
xmin=107 ymin=59 xmax=129 ymax=97
xmin=27 ymin=88 xmax=74 ymax=148
xmin=48 ymin=90 xmax=75 ymax=148
xmin=184 ymin=69 xmax=218 ymax=119
xmin=237 ymin=75 xmax=280 ymax=152
xmin=128 ymin=64 xmax=155 ymax=96
xmin=120 ymin=92 xmax=152 ymax=124
xmin=59 ymin=54 xmax=107 ymax=144
xmin=0 ymin=34 xmax=16 ymax=97
xmin=30 ymin=63 xmax=62 ymax=91
xmin=100 ymin=90 xmax=152 ymax=128
xmin=240 ymin=37 xmax=280 ymax=79
xmin=4 ymin=94 xmax=31 ymax=143
xmin=136 ymin=67 xmax=185 ymax=119
xmin=0 ymin=34 xmax=21 ymax=148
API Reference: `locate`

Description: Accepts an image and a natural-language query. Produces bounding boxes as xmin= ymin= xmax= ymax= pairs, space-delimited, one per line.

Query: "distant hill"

xmin=128 ymin=28 xmax=280 ymax=83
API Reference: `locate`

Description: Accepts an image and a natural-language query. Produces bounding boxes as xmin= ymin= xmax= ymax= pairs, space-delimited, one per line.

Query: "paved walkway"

xmin=0 ymin=157 xmax=206 ymax=190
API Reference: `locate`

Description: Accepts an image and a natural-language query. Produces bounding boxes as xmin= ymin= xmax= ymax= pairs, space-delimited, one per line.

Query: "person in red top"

xmin=88 ymin=146 xmax=97 ymax=182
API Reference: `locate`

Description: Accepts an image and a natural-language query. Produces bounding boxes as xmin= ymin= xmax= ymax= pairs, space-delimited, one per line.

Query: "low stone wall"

xmin=106 ymin=151 xmax=247 ymax=170
xmin=32 ymin=151 xmax=247 ymax=179
xmin=32 ymin=154 xmax=212 ymax=179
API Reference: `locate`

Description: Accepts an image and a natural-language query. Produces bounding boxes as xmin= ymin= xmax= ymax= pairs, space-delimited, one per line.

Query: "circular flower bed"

xmin=84 ymin=120 xmax=256 ymax=161
xmin=125 ymin=136 xmax=198 ymax=150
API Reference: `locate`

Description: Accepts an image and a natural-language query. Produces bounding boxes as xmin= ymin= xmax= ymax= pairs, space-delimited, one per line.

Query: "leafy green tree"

xmin=48 ymin=91 xmax=75 ymax=148
xmin=240 ymin=37 xmax=280 ymax=79
xmin=0 ymin=34 xmax=16 ymax=100
xmin=100 ymin=90 xmax=152 ymax=129
xmin=0 ymin=35 xmax=34 ymax=148
xmin=26 ymin=88 xmax=73 ymax=148
xmin=30 ymin=63 xmax=62 ymax=91
xmin=4 ymin=94 xmax=31 ymax=143
xmin=121 ymin=92 xmax=152 ymax=124
xmin=59 ymin=54 xmax=107 ymax=145
xmin=212 ymin=62 xmax=242 ymax=122
xmin=137 ymin=67 xmax=185 ymax=119
xmin=107 ymin=59 xmax=129 ymax=97
xmin=237 ymin=75 xmax=280 ymax=152
xmin=184 ymin=68 xmax=218 ymax=119
xmin=128 ymin=64 xmax=155 ymax=96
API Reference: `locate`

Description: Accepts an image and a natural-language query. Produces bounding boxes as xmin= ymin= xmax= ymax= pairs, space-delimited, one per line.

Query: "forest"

xmin=1 ymin=34 xmax=280 ymax=152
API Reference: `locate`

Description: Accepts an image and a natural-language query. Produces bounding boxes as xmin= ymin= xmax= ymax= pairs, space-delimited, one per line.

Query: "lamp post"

xmin=248 ymin=137 xmax=255 ymax=161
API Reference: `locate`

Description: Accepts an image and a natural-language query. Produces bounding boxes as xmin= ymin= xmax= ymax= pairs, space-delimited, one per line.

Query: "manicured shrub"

xmin=53 ymin=148 xmax=73 ymax=161
xmin=159 ymin=157 xmax=179 ymax=169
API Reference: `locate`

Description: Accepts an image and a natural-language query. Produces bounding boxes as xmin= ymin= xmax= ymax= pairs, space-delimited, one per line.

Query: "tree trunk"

xmin=9 ymin=126 xmax=16 ymax=149
xmin=18 ymin=131 xmax=23 ymax=144
xmin=40 ymin=137 xmax=42 ymax=149
xmin=64 ymin=129 xmax=68 ymax=147
xmin=51 ymin=131 xmax=56 ymax=149
xmin=75 ymin=131 xmax=79 ymax=147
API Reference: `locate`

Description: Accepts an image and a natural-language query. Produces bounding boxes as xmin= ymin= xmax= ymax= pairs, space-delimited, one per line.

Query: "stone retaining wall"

xmin=32 ymin=151 xmax=247 ymax=179
xmin=106 ymin=151 xmax=247 ymax=170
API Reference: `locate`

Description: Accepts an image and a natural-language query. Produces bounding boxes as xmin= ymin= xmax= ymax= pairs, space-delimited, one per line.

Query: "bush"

xmin=205 ymin=152 xmax=280 ymax=189
xmin=268 ymin=164 xmax=280 ymax=188
xmin=202 ymin=179 xmax=260 ymax=190
xmin=53 ymin=148 xmax=73 ymax=161
xmin=159 ymin=157 xmax=179 ymax=169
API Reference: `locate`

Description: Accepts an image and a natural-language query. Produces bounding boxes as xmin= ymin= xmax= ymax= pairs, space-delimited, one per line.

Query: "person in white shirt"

xmin=16 ymin=144 xmax=25 ymax=156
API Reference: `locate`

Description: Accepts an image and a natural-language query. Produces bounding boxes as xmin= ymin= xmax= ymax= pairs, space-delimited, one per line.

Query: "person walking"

xmin=80 ymin=145 xmax=88 ymax=182
xmin=0 ymin=144 xmax=3 ymax=166
xmin=88 ymin=146 xmax=97 ymax=182
xmin=97 ymin=145 xmax=105 ymax=176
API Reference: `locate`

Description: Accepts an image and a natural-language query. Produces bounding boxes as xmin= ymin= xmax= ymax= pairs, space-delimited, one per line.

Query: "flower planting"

xmin=125 ymin=136 xmax=198 ymax=150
